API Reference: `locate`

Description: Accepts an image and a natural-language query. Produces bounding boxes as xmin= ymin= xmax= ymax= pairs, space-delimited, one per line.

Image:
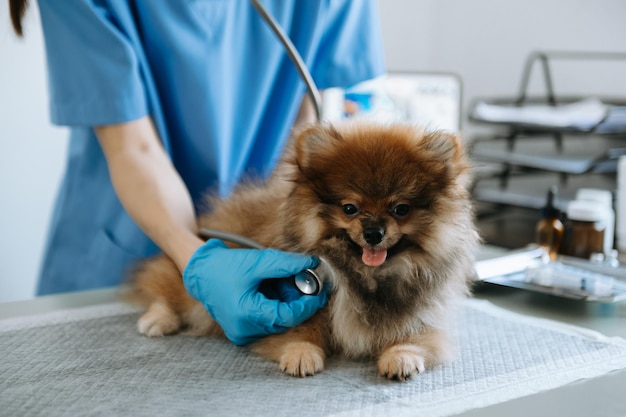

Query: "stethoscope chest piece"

xmin=294 ymin=257 xmax=336 ymax=296
xmin=293 ymin=269 xmax=322 ymax=296
xmin=199 ymin=228 xmax=335 ymax=296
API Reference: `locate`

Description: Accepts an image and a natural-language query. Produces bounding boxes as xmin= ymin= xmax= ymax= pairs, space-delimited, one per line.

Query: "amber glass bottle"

xmin=560 ymin=200 xmax=606 ymax=259
xmin=535 ymin=186 xmax=564 ymax=260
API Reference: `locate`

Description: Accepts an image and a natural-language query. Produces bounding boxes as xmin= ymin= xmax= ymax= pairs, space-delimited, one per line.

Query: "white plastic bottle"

xmin=617 ymin=156 xmax=626 ymax=252
xmin=575 ymin=188 xmax=614 ymax=255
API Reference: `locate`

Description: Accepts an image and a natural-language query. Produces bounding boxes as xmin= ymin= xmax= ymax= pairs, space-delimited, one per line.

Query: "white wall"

xmin=1 ymin=1 xmax=625 ymax=302
xmin=0 ymin=4 xmax=68 ymax=302
xmin=378 ymin=0 xmax=626 ymax=134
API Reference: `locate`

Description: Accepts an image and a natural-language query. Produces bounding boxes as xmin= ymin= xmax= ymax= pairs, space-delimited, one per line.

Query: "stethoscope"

xmin=197 ymin=1 xmax=328 ymax=296
xmin=250 ymin=0 xmax=323 ymax=121
xmin=198 ymin=228 xmax=332 ymax=296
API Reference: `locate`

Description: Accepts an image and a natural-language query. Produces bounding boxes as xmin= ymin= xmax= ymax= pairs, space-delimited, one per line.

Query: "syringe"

xmin=525 ymin=262 xmax=626 ymax=297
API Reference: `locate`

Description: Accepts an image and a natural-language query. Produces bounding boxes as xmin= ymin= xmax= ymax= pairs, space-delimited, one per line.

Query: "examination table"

xmin=2 ymin=254 xmax=626 ymax=417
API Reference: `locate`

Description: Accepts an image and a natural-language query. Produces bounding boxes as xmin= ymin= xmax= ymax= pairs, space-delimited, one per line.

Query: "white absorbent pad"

xmin=1 ymin=298 xmax=626 ymax=417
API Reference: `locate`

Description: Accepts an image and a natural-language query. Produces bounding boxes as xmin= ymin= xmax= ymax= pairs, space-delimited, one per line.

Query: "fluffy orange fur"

xmin=128 ymin=121 xmax=479 ymax=380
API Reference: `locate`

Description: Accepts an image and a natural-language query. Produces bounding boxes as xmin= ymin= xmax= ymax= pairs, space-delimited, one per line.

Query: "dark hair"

xmin=9 ymin=0 xmax=30 ymax=37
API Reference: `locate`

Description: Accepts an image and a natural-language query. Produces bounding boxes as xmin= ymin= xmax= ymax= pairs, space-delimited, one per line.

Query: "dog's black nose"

xmin=363 ymin=226 xmax=384 ymax=245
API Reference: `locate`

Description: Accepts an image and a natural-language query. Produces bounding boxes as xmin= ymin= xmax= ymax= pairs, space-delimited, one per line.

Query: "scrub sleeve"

xmin=35 ymin=0 xmax=386 ymax=295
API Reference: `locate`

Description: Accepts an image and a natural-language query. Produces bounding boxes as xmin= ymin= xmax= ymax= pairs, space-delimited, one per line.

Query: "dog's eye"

xmin=391 ymin=204 xmax=411 ymax=217
xmin=342 ymin=204 xmax=359 ymax=216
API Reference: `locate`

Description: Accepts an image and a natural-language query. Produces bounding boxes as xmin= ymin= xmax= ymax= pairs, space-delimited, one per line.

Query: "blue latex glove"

xmin=183 ymin=239 xmax=328 ymax=345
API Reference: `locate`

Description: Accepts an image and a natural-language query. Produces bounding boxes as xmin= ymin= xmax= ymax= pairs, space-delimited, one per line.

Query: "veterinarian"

xmin=10 ymin=1 xmax=385 ymax=344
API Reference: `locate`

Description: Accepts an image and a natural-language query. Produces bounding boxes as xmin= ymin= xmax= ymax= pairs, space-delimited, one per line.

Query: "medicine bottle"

xmin=560 ymin=200 xmax=606 ymax=259
xmin=535 ymin=186 xmax=564 ymax=260
xmin=617 ymin=156 xmax=626 ymax=252
xmin=575 ymin=188 xmax=615 ymax=255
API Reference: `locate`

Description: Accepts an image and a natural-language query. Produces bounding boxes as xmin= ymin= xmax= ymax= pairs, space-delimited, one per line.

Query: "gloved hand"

xmin=183 ymin=239 xmax=328 ymax=345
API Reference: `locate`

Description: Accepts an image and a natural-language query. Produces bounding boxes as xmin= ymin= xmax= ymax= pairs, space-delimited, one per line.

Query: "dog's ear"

xmin=421 ymin=131 xmax=473 ymax=188
xmin=421 ymin=131 xmax=463 ymax=161
xmin=294 ymin=124 xmax=343 ymax=170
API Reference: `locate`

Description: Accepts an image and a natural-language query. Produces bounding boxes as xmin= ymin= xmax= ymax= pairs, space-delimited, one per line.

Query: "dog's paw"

xmin=137 ymin=303 xmax=181 ymax=337
xmin=378 ymin=344 xmax=426 ymax=381
xmin=279 ymin=342 xmax=325 ymax=377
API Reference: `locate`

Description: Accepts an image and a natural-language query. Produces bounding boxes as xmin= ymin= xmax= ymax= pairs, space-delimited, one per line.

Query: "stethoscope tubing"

xmin=198 ymin=228 xmax=324 ymax=296
xmin=195 ymin=3 xmax=327 ymax=296
xmin=250 ymin=0 xmax=323 ymax=122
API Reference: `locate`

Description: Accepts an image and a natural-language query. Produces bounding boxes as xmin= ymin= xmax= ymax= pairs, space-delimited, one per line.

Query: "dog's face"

xmin=288 ymin=122 xmax=471 ymax=270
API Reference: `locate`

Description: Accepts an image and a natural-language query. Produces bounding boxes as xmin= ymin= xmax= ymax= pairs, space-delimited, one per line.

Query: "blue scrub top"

xmin=36 ymin=0 xmax=386 ymax=295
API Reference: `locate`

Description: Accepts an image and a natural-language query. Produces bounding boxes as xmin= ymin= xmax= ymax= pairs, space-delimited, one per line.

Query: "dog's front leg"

xmin=251 ymin=308 xmax=332 ymax=377
xmin=377 ymin=327 xmax=451 ymax=381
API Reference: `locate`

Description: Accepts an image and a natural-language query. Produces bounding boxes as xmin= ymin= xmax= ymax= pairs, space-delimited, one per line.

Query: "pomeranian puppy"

xmin=128 ymin=121 xmax=479 ymax=380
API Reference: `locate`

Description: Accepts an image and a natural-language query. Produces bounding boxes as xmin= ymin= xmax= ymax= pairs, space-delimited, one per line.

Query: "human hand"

xmin=182 ymin=239 xmax=327 ymax=345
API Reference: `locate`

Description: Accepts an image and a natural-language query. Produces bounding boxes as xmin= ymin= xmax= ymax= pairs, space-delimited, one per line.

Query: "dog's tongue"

xmin=362 ymin=248 xmax=388 ymax=267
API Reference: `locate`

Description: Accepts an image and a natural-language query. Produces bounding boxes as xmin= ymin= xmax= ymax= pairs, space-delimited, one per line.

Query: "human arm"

xmin=96 ymin=116 xmax=202 ymax=273
xmin=95 ymin=88 xmax=317 ymax=271
xmin=96 ymin=112 xmax=327 ymax=344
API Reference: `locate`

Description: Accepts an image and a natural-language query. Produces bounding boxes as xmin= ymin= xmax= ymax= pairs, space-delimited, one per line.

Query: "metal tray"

xmin=475 ymin=245 xmax=626 ymax=303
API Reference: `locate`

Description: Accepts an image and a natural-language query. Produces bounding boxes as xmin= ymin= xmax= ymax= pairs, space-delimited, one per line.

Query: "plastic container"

xmin=560 ymin=200 xmax=606 ymax=259
xmin=617 ymin=156 xmax=626 ymax=252
xmin=575 ymin=188 xmax=614 ymax=254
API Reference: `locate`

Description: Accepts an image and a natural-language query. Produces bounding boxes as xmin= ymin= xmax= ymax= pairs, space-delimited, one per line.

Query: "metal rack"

xmin=469 ymin=50 xmax=626 ymax=214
